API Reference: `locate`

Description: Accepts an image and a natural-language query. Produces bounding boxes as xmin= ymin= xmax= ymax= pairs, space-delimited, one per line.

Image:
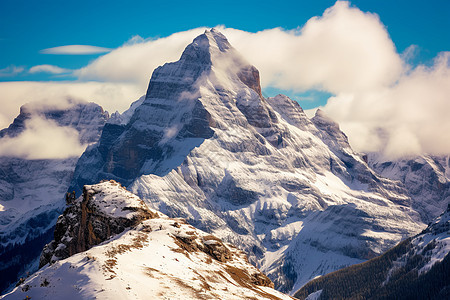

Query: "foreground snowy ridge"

xmin=2 ymin=181 xmax=292 ymax=300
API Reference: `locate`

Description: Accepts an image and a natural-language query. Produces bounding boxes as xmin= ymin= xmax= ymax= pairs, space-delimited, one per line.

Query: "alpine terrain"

xmin=0 ymin=101 xmax=109 ymax=293
xmin=64 ymin=29 xmax=426 ymax=293
xmin=2 ymin=180 xmax=292 ymax=300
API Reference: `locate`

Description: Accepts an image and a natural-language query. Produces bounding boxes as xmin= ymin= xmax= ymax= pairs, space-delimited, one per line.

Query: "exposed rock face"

xmin=311 ymin=109 xmax=409 ymax=204
xmin=4 ymin=180 xmax=290 ymax=300
xmin=40 ymin=180 xmax=157 ymax=267
xmin=68 ymin=29 xmax=424 ymax=293
xmin=238 ymin=65 xmax=263 ymax=98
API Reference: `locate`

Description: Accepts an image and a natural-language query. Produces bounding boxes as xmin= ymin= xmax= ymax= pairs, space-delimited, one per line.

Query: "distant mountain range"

xmin=0 ymin=101 xmax=108 ymax=293
xmin=0 ymin=29 xmax=448 ymax=298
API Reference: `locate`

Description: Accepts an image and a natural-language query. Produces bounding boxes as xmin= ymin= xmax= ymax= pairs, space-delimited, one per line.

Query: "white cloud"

xmin=401 ymin=44 xmax=419 ymax=64
xmin=0 ymin=65 xmax=24 ymax=77
xmin=0 ymin=116 xmax=86 ymax=159
xmin=22 ymin=97 xmax=86 ymax=113
xmin=40 ymin=45 xmax=112 ymax=55
xmin=29 ymin=64 xmax=71 ymax=74
xmin=222 ymin=2 xmax=402 ymax=94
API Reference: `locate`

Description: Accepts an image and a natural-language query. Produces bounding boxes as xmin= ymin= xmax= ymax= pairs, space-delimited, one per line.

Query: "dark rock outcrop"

xmin=39 ymin=181 xmax=157 ymax=267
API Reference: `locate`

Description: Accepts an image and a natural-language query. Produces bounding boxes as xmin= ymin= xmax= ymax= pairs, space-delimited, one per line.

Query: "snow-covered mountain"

xmin=67 ymin=29 xmax=425 ymax=293
xmin=0 ymin=101 xmax=108 ymax=293
xmin=2 ymin=181 xmax=292 ymax=300
xmin=294 ymin=204 xmax=450 ymax=300
xmin=368 ymin=153 xmax=450 ymax=223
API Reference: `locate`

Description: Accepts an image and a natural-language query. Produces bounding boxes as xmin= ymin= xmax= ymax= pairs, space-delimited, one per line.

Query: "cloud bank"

xmin=40 ymin=45 xmax=112 ymax=55
xmin=224 ymin=3 xmax=402 ymax=94
xmin=0 ymin=116 xmax=86 ymax=159
xmin=1 ymin=1 xmax=449 ymax=159
xmin=323 ymin=52 xmax=450 ymax=158
xmin=75 ymin=2 xmax=402 ymax=96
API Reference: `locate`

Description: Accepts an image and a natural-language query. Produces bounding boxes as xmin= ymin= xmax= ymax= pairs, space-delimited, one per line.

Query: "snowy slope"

xmin=2 ymin=181 xmax=292 ymax=300
xmin=294 ymin=205 xmax=450 ymax=300
xmin=369 ymin=153 xmax=450 ymax=223
xmin=0 ymin=101 xmax=108 ymax=293
xmin=69 ymin=29 xmax=425 ymax=293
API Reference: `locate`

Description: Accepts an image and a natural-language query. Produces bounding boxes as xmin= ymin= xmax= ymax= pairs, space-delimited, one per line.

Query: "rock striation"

xmin=368 ymin=153 xmax=450 ymax=223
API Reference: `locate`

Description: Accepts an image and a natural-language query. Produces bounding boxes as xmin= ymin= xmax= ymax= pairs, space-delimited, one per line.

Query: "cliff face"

xmin=368 ymin=153 xmax=450 ymax=223
xmin=40 ymin=181 xmax=157 ymax=267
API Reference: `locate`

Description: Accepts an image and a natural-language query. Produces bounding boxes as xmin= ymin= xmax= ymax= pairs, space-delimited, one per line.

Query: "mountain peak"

xmin=183 ymin=29 xmax=262 ymax=97
xmin=312 ymin=108 xmax=340 ymax=130
xmin=204 ymin=28 xmax=232 ymax=52
xmin=178 ymin=28 xmax=232 ymax=65
xmin=146 ymin=28 xmax=262 ymax=101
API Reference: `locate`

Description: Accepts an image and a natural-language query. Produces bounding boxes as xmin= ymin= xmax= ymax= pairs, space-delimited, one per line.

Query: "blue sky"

xmin=1 ymin=0 xmax=448 ymax=77
xmin=0 ymin=0 xmax=449 ymax=158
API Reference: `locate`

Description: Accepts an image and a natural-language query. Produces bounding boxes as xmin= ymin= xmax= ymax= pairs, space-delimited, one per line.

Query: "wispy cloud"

xmin=0 ymin=65 xmax=25 ymax=77
xmin=75 ymin=28 xmax=205 ymax=85
xmin=29 ymin=64 xmax=71 ymax=74
xmin=40 ymin=45 xmax=112 ymax=55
